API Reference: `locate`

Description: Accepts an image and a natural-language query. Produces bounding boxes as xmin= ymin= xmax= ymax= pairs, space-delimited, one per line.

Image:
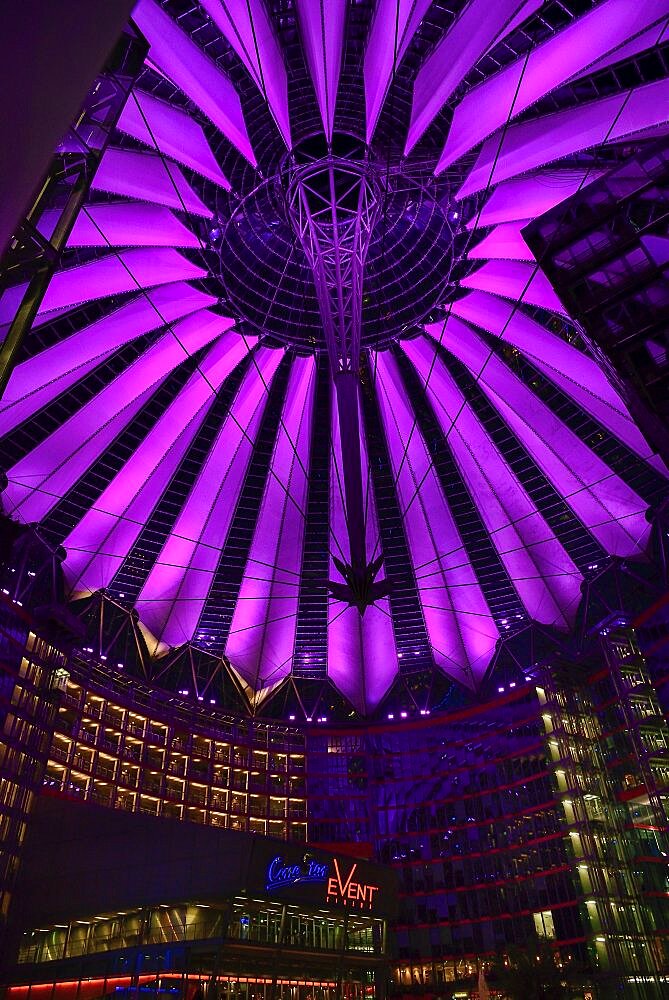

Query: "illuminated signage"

xmin=264 ymin=855 xmax=380 ymax=911
xmin=266 ymin=854 xmax=329 ymax=891
xmin=326 ymin=858 xmax=379 ymax=910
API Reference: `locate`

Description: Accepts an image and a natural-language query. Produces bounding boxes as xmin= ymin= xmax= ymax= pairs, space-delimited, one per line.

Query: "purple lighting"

xmin=116 ymin=90 xmax=231 ymax=188
xmin=201 ymin=0 xmax=291 ymax=148
xmin=2 ymin=0 xmax=667 ymax=717
xmin=132 ymin=0 xmax=255 ymax=164
xmin=405 ymin=0 xmax=539 ymax=154
xmin=436 ymin=0 xmax=669 ymax=172
xmin=39 ymin=249 xmax=206 ymax=317
xmin=365 ymin=0 xmax=432 ymax=144
xmin=296 ymin=0 xmax=346 ymax=142
xmin=66 ymin=203 xmax=204 ymax=249
xmin=458 ymin=78 xmax=669 ymax=196
xmin=92 ymin=148 xmax=213 ymax=217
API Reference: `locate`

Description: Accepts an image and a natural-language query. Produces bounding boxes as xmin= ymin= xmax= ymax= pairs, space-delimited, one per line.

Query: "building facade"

xmin=1 ymin=574 xmax=668 ymax=998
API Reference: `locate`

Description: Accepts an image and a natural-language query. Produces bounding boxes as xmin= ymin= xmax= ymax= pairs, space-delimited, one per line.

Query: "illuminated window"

xmin=533 ymin=910 xmax=556 ymax=939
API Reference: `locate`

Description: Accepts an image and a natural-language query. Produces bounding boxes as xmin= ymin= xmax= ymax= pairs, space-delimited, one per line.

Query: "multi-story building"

xmin=1 ymin=535 xmax=668 ymax=997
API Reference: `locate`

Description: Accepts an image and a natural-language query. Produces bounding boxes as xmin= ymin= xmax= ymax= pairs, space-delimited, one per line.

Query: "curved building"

xmin=0 ymin=2 xmax=668 ymax=998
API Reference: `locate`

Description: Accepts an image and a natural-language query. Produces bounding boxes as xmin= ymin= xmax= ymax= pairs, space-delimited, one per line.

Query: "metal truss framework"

xmin=285 ymin=154 xmax=381 ymax=375
xmin=1 ymin=506 xmax=667 ymax=722
xmin=0 ymin=1 xmax=668 ymax=716
xmin=0 ymin=26 xmax=147 ymax=398
xmin=286 ymin=150 xmax=387 ymax=606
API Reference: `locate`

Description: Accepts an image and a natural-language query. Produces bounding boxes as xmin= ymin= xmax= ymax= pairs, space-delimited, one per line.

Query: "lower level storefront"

xmin=2 ymin=795 xmax=396 ymax=1000
xmin=12 ymin=900 xmax=384 ymax=999
xmin=8 ymin=972 xmax=371 ymax=1000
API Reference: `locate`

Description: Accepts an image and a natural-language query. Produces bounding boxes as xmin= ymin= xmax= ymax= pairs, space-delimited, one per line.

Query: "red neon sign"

xmin=326 ymin=857 xmax=379 ymax=909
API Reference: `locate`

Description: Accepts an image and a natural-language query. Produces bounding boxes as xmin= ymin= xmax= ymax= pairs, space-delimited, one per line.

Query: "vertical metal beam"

xmin=0 ymin=25 xmax=146 ymax=399
xmin=285 ymin=152 xmax=383 ymax=595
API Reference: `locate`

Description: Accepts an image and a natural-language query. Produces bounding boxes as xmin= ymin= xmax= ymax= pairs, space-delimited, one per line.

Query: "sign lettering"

xmin=326 ymin=858 xmax=379 ymax=910
xmin=266 ymin=854 xmax=329 ymax=891
xmin=265 ymin=854 xmax=380 ymax=911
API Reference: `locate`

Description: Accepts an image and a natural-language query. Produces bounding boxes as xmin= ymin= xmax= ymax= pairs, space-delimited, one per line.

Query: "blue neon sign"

xmin=265 ymin=854 xmax=329 ymax=891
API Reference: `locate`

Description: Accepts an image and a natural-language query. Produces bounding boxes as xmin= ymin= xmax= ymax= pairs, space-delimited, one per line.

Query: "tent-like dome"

xmin=1 ymin=0 xmax=668 ymax=714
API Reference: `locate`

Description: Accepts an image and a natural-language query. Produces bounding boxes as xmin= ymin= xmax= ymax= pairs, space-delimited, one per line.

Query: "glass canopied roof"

xmin=1 ymin=0 xmax=668 ymax=715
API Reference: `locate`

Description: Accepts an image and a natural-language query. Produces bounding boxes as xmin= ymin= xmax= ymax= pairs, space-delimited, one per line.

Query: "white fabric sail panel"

xmin=459 ymin=79 xmax=669 ymax=196
xmin=116 ymin=91 xmax=230 ymax=188
xmin=91 ymin=148 xmax=212 ymax=217
xmin=437 ymin=0 xmax=669 ymax=171
xmin=448 ymin=290 xmax=665 ymax=467
xmin=0 ymin=248 xmax=207 ymax=326
xmin=328 ymin=602 xmax=398 ymax=713
xmin=36 ymin=249 xmax=206 ymax=319
xmin=66 ymin=203 xmax=203 ymax=249
xmin=444 ymin=319 xmax=652 ymax=557
xmin=132 ymin=0 xmax=255 ymax=164
xmin=329 ymin=378 xmax=382 ymax=569
xmin=460 ymin=261 xmax=566 ymax=315
xmin=136 ymin=348 xmax=283 ymax=648
xmin=5 ymin=383 xmax=158 ymax=525
xmin=328 ymin=374 xmax=397 ymax=712
xmin=469 ymin=222 xmax=534 ymax=262
xmin=365 ymin=0 xmax=432 ymax=143
xmin=471 ymin=169 xmax=603 ymax=229
xmin=4 ymin=312 xmax=235 ymax=523
xmin=403 ymin=335 xmax=582 ymax=628
xmin=201 ymin=0 xmax=290 ymax=147
xmin=296 ymin=0 xmax=346 ymax=141
xmin=65 ymin=333 xmax=255 ymax=597
xmin=569 ymin=20 xmax=669 ymax=80
xmin=225 ymin=356 xmax=316 ymax=689
xmin=405 ymin=0 xmax=538 ymax=153
xmin=0 ymin=299 xmax=73 ymax=332
xmin=0 ymin=285 xmax=216 ymax=434
xmin=375 ymin=350 xmax=498 ymax=689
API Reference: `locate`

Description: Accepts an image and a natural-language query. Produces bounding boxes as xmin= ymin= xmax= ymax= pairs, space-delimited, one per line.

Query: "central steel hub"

xmin=284 ymin=145 xmax=381 ymax=374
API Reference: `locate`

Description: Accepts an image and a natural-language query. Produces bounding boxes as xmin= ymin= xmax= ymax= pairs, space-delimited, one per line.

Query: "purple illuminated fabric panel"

xmin=375 ymin=350 xmax=498 ymax=688
xmin=136 ymin=347 xmax=281 ymax=648
xmin=116 ymin=91 xmax=230 ymax=188
xmin=92 ymin=148 xmax=212 ymax=217
xmin=437 ymin=0 xmax=669 ymax=171
xmin=405 ymin=0 xmax=538 ymax=153
xmin=64 ymin=333 xmax=255 ymax=598
xmin=441 ymin=318 xmax=652 ymax=557
xmin=5 ymin=385 xmax=160 ymax=524
xmin=643 ymin=235 xmax=669 ymax=267
xmin=459 ymin=78 xmax=669 ymax=195
xmin=0 ymin=284 xmax=216 ymax=435
xmin=328 ymin=380 xmax=397 ymax=711
xmin=201 ymin=0 xmax=290 ymax=147
xmin=460 ymin=260 xmax=567 ymax=314
xmin=469 ymin=222 xmax=534 ymax=262
xmin=33 ymin=249 xmax=207 ymax=318
xmin=328 ymin=602 xmax=398 ymax=711
xmin=449 ymin=291 xmax=666 ymax=470
xmin=365 ymin=0 xmax=432 ymax=144
xmin=66 ymin=202 xmax=202 ymax=249
xmin=404 ymin=334 xmax=582 ymax=628
xmin=577 ymin=20 xmax=669 ymax=78
xmin=132 ymin=0 xmax=255 ymax=164
xmin=5 ymin=311 xmax=235 ymax=524
xmin=226 ymin=356 xmax=315 ymax=689
xmin=471 ymin=170 xmax=603 ymax=229
xmin=0 ymin=284 xmax=30 ymax=326
xmin=296 ymin=0 xmax=346 ymax=141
